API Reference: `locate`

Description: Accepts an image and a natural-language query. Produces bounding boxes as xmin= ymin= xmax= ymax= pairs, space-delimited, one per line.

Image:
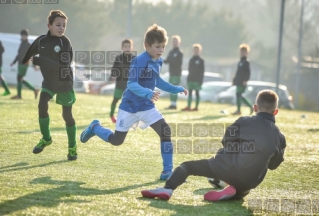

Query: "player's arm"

xmin=22 ymin=36 xmax=43 ymax=65
xmin=268 ymin=133 xmax=286 ymax=170
xmin=126 ymin=58 xmax=154 ymax=100
xmin=110 ymin=56 xmax=120 ymax=80
xmin=163 ymin=50 xmax=172 ymax=64
xmin=156 ymin=75 xmax=185 ymax=94
xmin=0 ymin=41 xmax=4 ymax=54
xmin=199 ymin=59 xmax=205 ymax=85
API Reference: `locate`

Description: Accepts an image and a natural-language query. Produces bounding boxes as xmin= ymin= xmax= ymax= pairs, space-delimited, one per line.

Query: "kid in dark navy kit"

xmin=10 ymin=29 xmax=38 ymax=99
xmin=142 ymin=90 xmax=286 ymax=202
xmin=182 ymin=44 xmax=204 ymax=111
xmin=232 ymin=44 xmax=253 ymax=115
xmin=109 ymin=39 xmax=135 ymax=123
xmin=81 ymin=24 xmax=187 ymax=180
xmin=22 ymin=10 xmax=77 ymax=160
xmin=164 ymin=35 xmax=183 ymax=110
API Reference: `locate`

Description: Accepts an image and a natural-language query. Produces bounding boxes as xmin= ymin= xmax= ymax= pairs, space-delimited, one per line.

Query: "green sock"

xmin=187 ymin=95 xmax=192 ymax=108
xmin=195 ymin=96 xmax=200 ymax=108
xmin=1 ymin=80 xmax=10 ymax=93
xmin=242 ymin=96 xmax=253 ymax=109
xmin=170 ymin=94 xmax=178 ymax=102
xmin=66 ymin=124 xmax=76 ymax=148
xmin=22 ymin=80 xmax=35 ymax=91
xmin=236 ymin=97 xmax=242 ymax=112
xmin=110 ymin=104 xmax=116 ymax=117
xmin=17 ymin=82 xmax=22 ymax=97
xmin=39 ymin=117 xmax=51 ymax=141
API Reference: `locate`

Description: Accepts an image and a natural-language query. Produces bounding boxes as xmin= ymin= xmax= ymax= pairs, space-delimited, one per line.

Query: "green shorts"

xmin=0 ymin=67 xmax=2 ymax=75
xmin=236 ymin=86 xmax=246 ymax=94
xmin=18 ymin=64 xmax=28 ymax=76
xmin=187 ymin=82 xmax=202 ymax=91
xmin=169 ymin=75 xmax=181 ymax=85
xmin=113 ymin=88 xmax=124 ymax=99
xmin=42 ymin=88 xmax=76 ymax=106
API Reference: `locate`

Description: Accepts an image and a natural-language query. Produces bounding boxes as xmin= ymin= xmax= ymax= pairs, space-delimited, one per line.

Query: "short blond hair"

xmin=144 ymin=24 xmax=168 ymax=46
xmin=193 ymin=43 xmax=202 ymax=51
xmin=256 ymin=90 xmax=279 ymax=113
xmin=172 ymin=35 xmax=181 ymax=43
xmin=239 ymin=44 xmax=250 ymax=53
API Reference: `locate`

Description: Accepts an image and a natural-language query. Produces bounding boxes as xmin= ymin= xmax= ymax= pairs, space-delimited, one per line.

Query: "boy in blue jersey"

xmin=80 ymin=24 xmax=187 ymax=180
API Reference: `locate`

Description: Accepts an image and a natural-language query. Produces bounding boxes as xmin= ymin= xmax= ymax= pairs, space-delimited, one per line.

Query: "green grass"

xmin=0 ymin=87 xmax=319 ymax=216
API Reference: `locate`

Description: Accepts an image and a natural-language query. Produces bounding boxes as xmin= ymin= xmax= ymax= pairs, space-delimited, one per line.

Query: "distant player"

xmin=164 ymin=35 xmax=183 ymax=110
xmin=142 ymin=90 xmax=286 ymax=202
xmin=182 ymin=44 xmax=204 ymax=111
xmin=22 ymin=10 xmax=78 ymax=160
xmin=81 ymin=24 xmax=187 ymax=180
xmin=109 ymin=39 xmax=135 ymax=123
xmin=10 ymin=29 xmax=38 ymax=99
xmin=232 ymin=44 xmax=253 ymax=115
xmin=0 ymin=40 xmax=10 ymax=96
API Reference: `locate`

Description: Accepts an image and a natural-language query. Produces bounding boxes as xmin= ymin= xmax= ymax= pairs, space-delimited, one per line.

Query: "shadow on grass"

xmin=188 ymin=115 xmax=225 ymax=121
xmin=0 ymin=177 xmax=160 ymax=215
xmin=17 ymin=126 xmax=87 ymax=133
xmin=0 ymin=160 xmax=68 ymax=173
xmin=308 ymin=128 xmax=319 ymax=132
xmin=138 ymin=197 xmax=252 ymax=216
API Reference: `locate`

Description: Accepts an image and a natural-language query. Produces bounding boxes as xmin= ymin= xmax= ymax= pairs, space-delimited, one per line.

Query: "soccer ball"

xmin=207 ymin=178 xmax=228 ymax=189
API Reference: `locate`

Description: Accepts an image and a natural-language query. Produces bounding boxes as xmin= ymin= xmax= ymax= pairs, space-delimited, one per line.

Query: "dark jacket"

xmin=0 ymin=41 xmax=4 ymax=67
xmin=110 ymin=52 xmax=135 ymax=90
xmin=164 ymin=47 xmax=183 ymax=76
xmin=12 ymin=39 xmax=30 ymax=65
xmin=233 ymin=57 xmax=250 ymax=86
xmin=187 ymin=55 xmax=204 ymax=84
xmin=208 ymin=112 xmax=286 ymax=192
xmin=22 ymin=31 xmax=73 ymax=92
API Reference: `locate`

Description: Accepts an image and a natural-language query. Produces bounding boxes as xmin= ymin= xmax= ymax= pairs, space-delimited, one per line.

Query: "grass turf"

xmin=0 ymin=87 xmax=318 ymax=215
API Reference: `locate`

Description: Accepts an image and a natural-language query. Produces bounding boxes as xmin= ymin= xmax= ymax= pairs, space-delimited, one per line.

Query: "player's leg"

xmin=62 ymin=105 xmax=77 ymax=160
xmin=182 ymin=87 xmax=192 ymax=111
xmin=150 ymin=118 xmax=173 ymax=180
xmin=110 ymin=88 xmax=124 ymax=123
xmin=166 ymin=76 xmax=180 ymax=109
xmin=33 ymin=91 xmax=53 ymax=154
xmin=11 ymin=74 xmax=23 ymax=99
xmin=81 ymin=109 xmax=134 ymax=145
xmin=194 ymin=89 xmax=200 ymax=111
xmin=233 ymin=86 xmax=244 ymax=115
xmin=0 ymin=67 xmax=10 ymax=96
xmin=241 ymin=96 xmax=253 ymax=114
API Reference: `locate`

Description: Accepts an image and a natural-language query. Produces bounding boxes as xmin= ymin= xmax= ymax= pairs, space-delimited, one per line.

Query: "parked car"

xmin=200 ymin=81 xmax=232 ymax=102
xmin=216 ymin=81 xmax=294 ymax=109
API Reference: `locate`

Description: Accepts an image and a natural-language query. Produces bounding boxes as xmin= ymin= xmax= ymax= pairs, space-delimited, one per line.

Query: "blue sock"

xmin=161 ymin=141 xmax=173 ymax=173
xmin=93 ymin=125 xmax=113 ymax=142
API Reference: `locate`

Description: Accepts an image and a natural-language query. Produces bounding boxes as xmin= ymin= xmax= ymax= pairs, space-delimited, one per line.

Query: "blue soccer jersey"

xmin=119 ymin=51 xmax=184 ymax=113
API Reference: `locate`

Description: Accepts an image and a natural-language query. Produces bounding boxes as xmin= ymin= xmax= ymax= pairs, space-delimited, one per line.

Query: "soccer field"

xmin=0 ymin=88 xmax=318 ymax=215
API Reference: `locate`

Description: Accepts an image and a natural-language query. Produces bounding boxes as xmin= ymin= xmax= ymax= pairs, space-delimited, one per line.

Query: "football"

xmin=207 ymin=178 xmax=228 ymax=189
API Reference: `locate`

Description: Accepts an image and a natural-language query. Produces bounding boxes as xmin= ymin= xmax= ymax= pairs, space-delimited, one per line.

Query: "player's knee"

xmin=236 ymin=93 xmax=242 ymax=98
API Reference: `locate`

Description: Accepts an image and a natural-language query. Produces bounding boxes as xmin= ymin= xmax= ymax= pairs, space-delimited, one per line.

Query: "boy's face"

xmin=21 ymin=35 xmax=28 ymax=41
xmin=48 ymin=17 xmax=67 ymax=37
xmin=172 ymin=38 xmax=179 ymax=48
xmin=145 ymin=41 xmax=166 ymax=60
xmin=240 ymin=49 xmax=248 ymax=58
xmin=122 ymin=43 xmax=132 ymax=54
xmin=193 ymin=47 xmax=200 ymax=56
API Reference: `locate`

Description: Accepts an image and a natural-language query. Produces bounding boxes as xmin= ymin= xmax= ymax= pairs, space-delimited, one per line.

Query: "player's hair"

xmin=256 ymin=90 xmax=279 ymax=113
xmin=48 ymin=10 xmax=68 ymax=25
xmin=144 ymin=24 xmax=168 ymax=46
xmin=193 ymin=43 xmax=202 ymax=51
xmin=172 ymin=35 xmax=181 ymax=43
xmin=122 ymin=39 xmax=133 ymax=47
xmin=239 ymin=44 xmax=250 ymax=53
xmin=20 ymin=29 xmax=29 ymax=36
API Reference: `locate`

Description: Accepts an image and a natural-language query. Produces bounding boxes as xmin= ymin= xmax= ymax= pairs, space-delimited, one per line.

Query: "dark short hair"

xmin=122 ymin=39 xmax=133 ymax=47
xmin=20 ymin=29 xmax=29 ymax=36
xmin=256 ymin=90 xmax=279 ymax=113
xmin=144 ymin=24 xmax=168 ymax=46
xmin=47 ymin=10 xmax=68 ymax=25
